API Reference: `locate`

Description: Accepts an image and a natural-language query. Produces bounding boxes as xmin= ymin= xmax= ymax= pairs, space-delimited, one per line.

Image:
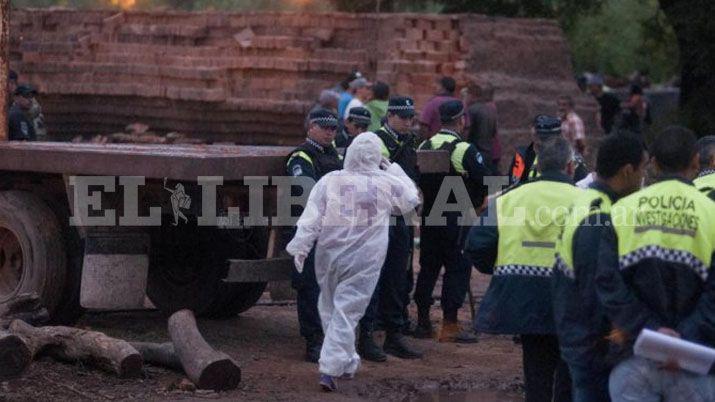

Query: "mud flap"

xmin=80 ymin=232 xmax=150 ymax=310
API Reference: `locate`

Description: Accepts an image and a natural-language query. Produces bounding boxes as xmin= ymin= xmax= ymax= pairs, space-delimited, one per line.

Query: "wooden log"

xmin=130 ymin=341 xmax=183 ymax=371
xmin=167 ymin=309 xmax=241 ymax=391
xmin=8 ymin=320 xmax=143 ymax=378
xmin=0 ymin=330 xmax=32 ymax=380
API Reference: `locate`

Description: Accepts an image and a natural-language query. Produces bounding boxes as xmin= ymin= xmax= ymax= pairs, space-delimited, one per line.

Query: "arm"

xmin=677 ymin=253 xmax=715 ymax=344
xmin=463 ymin=201 xmax=498 ymax=274
xmin=595 ymin=224 xmax=663 ymax=339
xmin=384 ymin=161 xmax=421 ymax=214
xmin=285 ymin=179 xmax=328 ymax=258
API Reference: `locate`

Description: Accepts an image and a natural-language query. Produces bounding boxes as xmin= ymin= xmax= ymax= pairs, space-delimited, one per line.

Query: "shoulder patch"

xmin=476 ymin=151 xmax=484 ymax=165
xmin=291 ymin=164 xmax=303 ymax=177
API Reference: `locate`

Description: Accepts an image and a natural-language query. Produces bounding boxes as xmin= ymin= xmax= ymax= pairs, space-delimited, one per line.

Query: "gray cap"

xmin=349 ymin=77 xmax=371 ymax=89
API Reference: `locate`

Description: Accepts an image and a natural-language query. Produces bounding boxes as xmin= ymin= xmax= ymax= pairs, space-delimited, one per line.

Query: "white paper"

xmin=634 ymin=329 xmax=715 ymax=375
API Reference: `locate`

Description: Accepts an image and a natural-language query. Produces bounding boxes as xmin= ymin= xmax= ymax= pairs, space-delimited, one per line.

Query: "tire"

xmin=147 ymin=221 xmax=268 ymax=318
xmin=0 ymin=191 xmax=67 ymax=317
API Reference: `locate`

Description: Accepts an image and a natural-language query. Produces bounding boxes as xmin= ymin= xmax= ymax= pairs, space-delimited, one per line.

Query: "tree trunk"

xmin=130 ymin=342 xmax=183 ymax=371
xmin=8 ymin=320 xmax=142 ymax=378
xmin=659 ymin=0 xmax=715 ymax=134
xmin=0 ymin=330 xmax=32 ymax=380
xmin=167 ymin=309 xmax=241 ymax=391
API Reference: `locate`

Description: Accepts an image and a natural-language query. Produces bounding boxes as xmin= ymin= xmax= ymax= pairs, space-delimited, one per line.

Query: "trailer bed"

xmin=0 ymin=142 xmax=449 ymax=180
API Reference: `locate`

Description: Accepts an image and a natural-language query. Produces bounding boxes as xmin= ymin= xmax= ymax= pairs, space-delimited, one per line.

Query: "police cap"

xmin=533 ymin=114 xmax=561 ymax=138
xmin=308 ymin=108 xmax=339 ymax=129
xmin=439 ymin=99 xmax=465 ymax=123
xmin=14 ymin=84 xmax=37 ymax=97
xmin=387 ymin=96 xmax=415 ymax=119
xmin=347 ymin=106 xmax=372 ymax=127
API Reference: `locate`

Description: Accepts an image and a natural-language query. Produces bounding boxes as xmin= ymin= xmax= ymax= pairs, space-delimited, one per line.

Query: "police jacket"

xmin=285 ymin=138 xmax=342 ymax=231
xmin=695 ymin=169 xmax=715 ymax=201
xmin=509 ymin=142 xmax=588 ymax=185
xmin=8 ymin=104 xmax=36 ymax=141
xmin=334 ymin=128 xmax=353 ymax=150
xmin=596 ymin=177 xmax=715 ymax=363
xmin=552 ymin=181 xmax=620 ymax=373
xmin=374 ymin=124 xmax=419 ymax=183
xmin=418 ymin=129 xmax=491 ymax=220
xmin=464 ymin=171 xmax=580 ymax=334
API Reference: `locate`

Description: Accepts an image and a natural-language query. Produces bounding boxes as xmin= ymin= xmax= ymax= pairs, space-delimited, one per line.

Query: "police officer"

xmin=509 ymin=115 xmax=588 ymax=185
xmin=465 ymin=136 xmax=578 ymax=402
xmin=287 ymin=108 xmax=343 ymax=363
xmin=552 ymin=134 xmax=647 ymax=402
xmin=8 ymin=84 xmax=38 ymax=141
xmin=694 ymin=135 xmax=715 ymax=201
xmin=335 ymin=106 xmax=371 ymax=150
xmin=414 ymin=100 xmax=489 ymax=343
xmin=596 ymin=126 xmax=715 ymax=401
xmin=358 ymin=96 xmax=422 ymax=361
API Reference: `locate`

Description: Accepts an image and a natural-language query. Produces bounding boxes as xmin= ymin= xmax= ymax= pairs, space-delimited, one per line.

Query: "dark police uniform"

xmin=509 ymin=115 xmax=588 ymax=185
xmin=552 ymin=181 xmax=620 ymax=402
xmin=465 ymin=170 xmax=580 ymax=402
xmin=335 ymin=106 xmax=371 ymax=151
xmin=414 ymin=100 xmax=490 ymax=333
xmin=358 ymin=96 xmax=422 ymax=360
xmin=287 ymin=110 xmax=342 ymax=362
xmin=8 ymin=103 xmax=36 ymax=141
xmin=596 ymin=177 xmax=715 ymax=364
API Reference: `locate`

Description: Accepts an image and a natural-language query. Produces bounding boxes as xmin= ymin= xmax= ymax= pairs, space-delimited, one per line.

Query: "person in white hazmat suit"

xmin=286 ymin=132 xmax=421 ymax=392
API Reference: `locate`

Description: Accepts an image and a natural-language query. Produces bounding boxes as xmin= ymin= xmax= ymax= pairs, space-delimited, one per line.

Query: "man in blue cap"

xmin=335 ymin=106 xmax=371 ymax=150
xmin=509 ymin=114 xmax=588 ymax=185
xmin=286 ymin=108 xmax=343 ymax=363
xmin=358 ymin=96 xmax=422 ymax=362
xmin=415 ymin=99 xmax=490 ymax=343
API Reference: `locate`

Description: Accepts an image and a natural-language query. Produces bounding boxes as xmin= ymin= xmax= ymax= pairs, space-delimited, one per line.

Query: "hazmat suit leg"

xmin=317 ymin=261 xmax=382 ymax=377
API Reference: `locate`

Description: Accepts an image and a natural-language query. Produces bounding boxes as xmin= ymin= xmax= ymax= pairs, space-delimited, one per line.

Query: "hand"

xmin=379 ymin=157 xmax=391 ymax=171
xmin=294 ymin=254 xmax=307 ymax=273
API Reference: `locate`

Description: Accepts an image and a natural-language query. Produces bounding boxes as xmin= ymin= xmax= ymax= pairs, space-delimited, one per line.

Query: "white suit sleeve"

xmin=286 ymin=179 xmax=327 ymax=257
xmin=384 ymin=162 xmax=421 ymax=215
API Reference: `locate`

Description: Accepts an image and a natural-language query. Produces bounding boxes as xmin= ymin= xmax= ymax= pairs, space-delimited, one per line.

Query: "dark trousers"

xmin=569 ymin=364 xmax=610 ymax=402
xmin=291 ymin=248 xmax=322 ymax=340
xmin=521 ymin=334 xmax=573 ymax=402
xmin=361 ymin=216 xmax=412 ymax=333
xmin=414 ymin=222 xmax=470 ymax=316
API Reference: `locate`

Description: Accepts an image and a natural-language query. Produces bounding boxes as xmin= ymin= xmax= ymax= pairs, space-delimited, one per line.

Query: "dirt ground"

xmin=0 ymin=273 xmax=524 ymax=402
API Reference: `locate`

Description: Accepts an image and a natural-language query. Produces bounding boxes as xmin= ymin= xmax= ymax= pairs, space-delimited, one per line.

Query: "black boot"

xmin=413 ymin=308 xmax=434 ymax=339
xmin=384 ymin=331 xmax=423 ymax=359
xmin=358 ymin=328 xmax=387 ymax=362
xmin=305 ymin=334 xmax=323 ymax=363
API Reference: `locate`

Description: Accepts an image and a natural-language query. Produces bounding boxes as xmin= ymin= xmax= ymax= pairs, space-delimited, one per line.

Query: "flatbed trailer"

xmin=0 ymin=141 xmax=448 ymax=322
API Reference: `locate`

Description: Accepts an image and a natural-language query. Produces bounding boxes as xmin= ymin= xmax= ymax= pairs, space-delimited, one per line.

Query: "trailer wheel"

xmin=0 ymin=191 xmax=67 ymax=317
xmin=147 ymin=223 xmax=267 ymax=318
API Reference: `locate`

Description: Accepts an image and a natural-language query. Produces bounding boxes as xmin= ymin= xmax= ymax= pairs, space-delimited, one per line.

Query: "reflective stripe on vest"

xmin=287 ymin=150 xmax=313 ymax=167
xmin=420 ymin=133 xmax=470 ymax=175
xmin=612 ymin=180 xmax=715 ymax=281
xmin=554 ymin=188 xmax=613 ymax=279
xmin=694 ymin=172 xmax=715 ymax=195
xmin=528 ymin=155 xmax=540 ymax=179
xmin=495 ymin=180 xmax=581 ymax=276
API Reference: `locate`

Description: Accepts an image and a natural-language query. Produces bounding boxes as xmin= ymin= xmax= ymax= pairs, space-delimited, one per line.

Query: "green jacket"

xmin=365 ymin=100 xmax=388 ymax=132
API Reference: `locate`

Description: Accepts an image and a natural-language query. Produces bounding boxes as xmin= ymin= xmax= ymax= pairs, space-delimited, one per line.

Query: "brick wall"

xmin=10 ymin=9 xmax=599 ymax=167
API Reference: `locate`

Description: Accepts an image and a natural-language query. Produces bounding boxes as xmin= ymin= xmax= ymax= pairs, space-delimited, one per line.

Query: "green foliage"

xmin=565 ymin=0 xmax=679 ymax=83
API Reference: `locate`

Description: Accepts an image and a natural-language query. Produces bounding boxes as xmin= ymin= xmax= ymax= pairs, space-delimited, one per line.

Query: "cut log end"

xmin=198 ymin=359 xmax=242 ymax=391
xmin=119 ymin=354 xmax=144 ymax=379
xmin=0 ymin=333 xmax=32 ymax=380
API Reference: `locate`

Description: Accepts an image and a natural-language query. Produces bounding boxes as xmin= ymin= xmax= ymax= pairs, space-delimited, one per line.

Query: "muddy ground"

xmin=1 ymin=273 xmax=524 ymax=401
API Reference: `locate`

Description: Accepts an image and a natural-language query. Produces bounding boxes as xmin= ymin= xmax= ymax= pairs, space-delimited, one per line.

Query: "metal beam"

xmin=225 ymin=258 xmax=293 ymax=283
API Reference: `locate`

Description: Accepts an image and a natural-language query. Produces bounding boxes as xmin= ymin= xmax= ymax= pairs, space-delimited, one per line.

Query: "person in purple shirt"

xmin=418 ymin=76 xmax=460 ymax=139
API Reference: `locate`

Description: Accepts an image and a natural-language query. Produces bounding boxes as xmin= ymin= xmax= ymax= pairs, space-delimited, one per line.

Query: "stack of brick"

xmin=9 ymin=9 xmax=598 ymax=162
